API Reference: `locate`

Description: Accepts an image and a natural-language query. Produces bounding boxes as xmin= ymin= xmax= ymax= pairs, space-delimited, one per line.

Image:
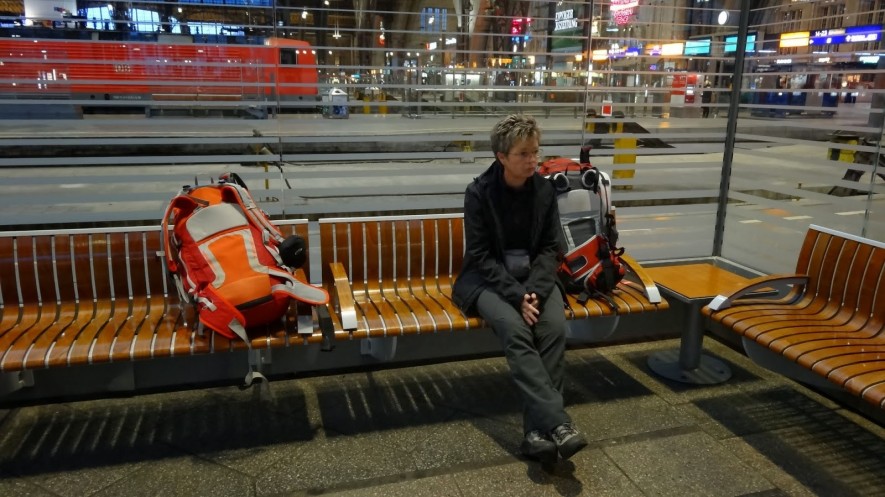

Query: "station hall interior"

xmin=0 ymin=1 xmax=883 ymax=496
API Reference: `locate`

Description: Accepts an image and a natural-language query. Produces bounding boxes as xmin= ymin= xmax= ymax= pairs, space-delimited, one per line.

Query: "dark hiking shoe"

xmin=520 ymin=430 xmax=557 ymax=464
xmin=550 ymin=423 xmax=588 ymax=460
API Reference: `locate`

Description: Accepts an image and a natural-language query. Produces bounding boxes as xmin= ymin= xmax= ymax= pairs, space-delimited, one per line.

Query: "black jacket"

xmin=452 ymin=160 xmax=564 ymax=314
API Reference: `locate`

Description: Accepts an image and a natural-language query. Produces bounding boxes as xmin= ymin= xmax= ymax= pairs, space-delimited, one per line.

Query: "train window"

xmin=280 ymin=49 xmax=298 ymax=65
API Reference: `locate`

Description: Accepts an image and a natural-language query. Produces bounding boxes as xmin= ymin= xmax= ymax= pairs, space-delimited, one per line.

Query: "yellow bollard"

xmin=828 ymin=133 xmax=858 ymax=163
xmin=363 ymin=94 xmax=370 ymax=114
xmin=378 ymin=92 xmax=387 ymax=115
xmin=459 ymin=133 xmax=474 ymax=163
xmin=612 ymin=122 xmax=636 ymax=190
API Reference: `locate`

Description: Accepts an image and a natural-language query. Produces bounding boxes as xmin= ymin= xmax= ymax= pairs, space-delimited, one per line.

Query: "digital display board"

xmin=724 ymin=33 xmax=756 ymax=53
xmin=810 ymin=24 xmax=881 ymax=45
xmin=683 ymin=38 xmax=711 ymax=56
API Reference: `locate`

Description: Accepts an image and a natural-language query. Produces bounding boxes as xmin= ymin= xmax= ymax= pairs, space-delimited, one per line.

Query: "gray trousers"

xmin=476 ymin=288 xmax=570 ymax=435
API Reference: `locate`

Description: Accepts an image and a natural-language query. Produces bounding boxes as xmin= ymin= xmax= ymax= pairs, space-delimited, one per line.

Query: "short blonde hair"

xmin=490 ymin=114 xmax=541 ymax=155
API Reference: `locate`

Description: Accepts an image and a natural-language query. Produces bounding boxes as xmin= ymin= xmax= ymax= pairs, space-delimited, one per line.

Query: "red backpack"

xmin=539 ymin=148 xmax=626 ymax=309
xmin=162 ymin=174 xmax=328 ymax=380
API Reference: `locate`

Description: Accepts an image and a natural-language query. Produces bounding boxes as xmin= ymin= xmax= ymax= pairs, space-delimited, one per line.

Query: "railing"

xmin=0 ymin=2 xmax=882 ymax=278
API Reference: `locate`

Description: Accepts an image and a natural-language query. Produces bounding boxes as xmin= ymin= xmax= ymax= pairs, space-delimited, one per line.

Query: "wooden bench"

xmin=318 ymin=213 xmax=668 ymax=357
xmin=0 ymin=220 xmax=331 ymax=396
xmin=703 ymin=225 xmax=885 ymax=409
xmin=147 ymin=93 xmax=266 ymax=118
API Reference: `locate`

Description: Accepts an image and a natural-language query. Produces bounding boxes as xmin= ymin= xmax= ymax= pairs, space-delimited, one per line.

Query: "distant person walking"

xmin=701 ymin=81 xmax=713 ymax=118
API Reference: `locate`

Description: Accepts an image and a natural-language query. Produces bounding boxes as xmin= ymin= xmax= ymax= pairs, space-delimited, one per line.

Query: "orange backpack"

xmin=162 ymin=174 xmax=328 ymax=380
xmin=538 ymin=148 xmax=625 ymax=309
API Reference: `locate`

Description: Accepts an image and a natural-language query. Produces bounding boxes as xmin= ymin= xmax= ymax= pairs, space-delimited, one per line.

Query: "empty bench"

xmin=703 ymin=225 xmax=885 ymax=409
xmin=147 ymin=93 xmax=267 ymax=118
xmin=318 ymin=213 xmax=668 ymax=356
xmin=0 ymin=220 xmax=330 ymax=397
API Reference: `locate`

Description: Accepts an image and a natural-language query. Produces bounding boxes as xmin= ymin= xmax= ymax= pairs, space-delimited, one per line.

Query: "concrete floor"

xmin=1 ymin=337 xmax=882 ymax=497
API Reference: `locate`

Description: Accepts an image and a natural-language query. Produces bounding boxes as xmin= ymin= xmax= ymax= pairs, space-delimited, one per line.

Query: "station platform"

xmin=1 ymin=336 xmax=882 ymax=496
xmin=0 ymin=104 xmax=881 ymax=496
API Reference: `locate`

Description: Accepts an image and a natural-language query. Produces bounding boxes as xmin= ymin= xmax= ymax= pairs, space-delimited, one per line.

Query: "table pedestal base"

xmin=647 ymin=348 xmax=732 ymax=385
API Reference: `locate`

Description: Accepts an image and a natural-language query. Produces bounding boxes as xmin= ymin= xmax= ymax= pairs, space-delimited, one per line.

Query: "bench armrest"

xmin=619 ymin=253 xmax=662 ymax=304
xmin=329 ymin=262 xmax=358 ymax=330
xmin=705 ymin=273 xmax=808 ymax=312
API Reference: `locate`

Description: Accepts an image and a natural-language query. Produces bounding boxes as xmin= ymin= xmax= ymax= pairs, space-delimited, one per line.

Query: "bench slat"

xmin=844 ymin=370 xmax=885 ymax=405
xmin=0 ymin=220 xmax=327 ymax=376
xmin=17 ymin=303 xmax=77 ymax=370
xmin=704 ymin=225 xmax=885 ymax=410
xmin=859 ymin=382 xmax=885 ymax=409
xmin=0 ymin=237 xmax=43 ymax=342
xmin=805 ymin=347 xmax=885 ymax=371
xmin=320 ymin=214 xmax=666 ymax=339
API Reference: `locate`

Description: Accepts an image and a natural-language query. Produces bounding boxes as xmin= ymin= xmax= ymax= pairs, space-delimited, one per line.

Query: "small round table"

xmin=643 ymin=263 xmax=759 ymax=385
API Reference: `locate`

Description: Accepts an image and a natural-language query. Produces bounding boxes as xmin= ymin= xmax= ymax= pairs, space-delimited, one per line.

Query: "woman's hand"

xmin=521 ymin=293 xmax=540 ymax=326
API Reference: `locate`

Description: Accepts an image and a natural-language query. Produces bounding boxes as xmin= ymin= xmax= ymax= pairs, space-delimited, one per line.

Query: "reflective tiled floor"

xmin=1 ymin=338 xmax=883 ymax=497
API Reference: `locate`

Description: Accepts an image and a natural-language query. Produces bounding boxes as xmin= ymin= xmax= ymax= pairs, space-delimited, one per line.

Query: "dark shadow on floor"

xmin=0 ymin=385 xmax=313 ymax=477
xmin=694 ymin=387 xmax=885 ymax=497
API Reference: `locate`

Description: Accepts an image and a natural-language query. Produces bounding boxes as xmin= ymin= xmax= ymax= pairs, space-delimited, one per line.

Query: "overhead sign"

xmin=683 ymin=38 xmax=711 ymax=56
xmin=554 ymin=9 xmax=579 ymax=32
xmin=610 ymin=0 xmax=639 ymax=26
xmin=779 ymin=31 xmax=810 ymax=48
xmin=810 ymin=24 xmax=881 ymax=45
xmin=552 ymin=3 xmax=583 ymax=52
xmin=724 ymin=33 xmax=757 ymax=53
xmin=660 ymin=42 xmax=684 ymax=56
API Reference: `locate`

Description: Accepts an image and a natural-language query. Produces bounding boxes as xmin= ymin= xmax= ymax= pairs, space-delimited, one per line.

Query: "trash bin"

xmin=326 ymin=88 xmax=349 ymax=119
xmin=828 ymin=131 xmax=858 ymax=162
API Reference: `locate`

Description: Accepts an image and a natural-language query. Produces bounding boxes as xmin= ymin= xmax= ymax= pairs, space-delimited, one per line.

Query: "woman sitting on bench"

xmin=453 ymin=114 xmax=588 ymax=464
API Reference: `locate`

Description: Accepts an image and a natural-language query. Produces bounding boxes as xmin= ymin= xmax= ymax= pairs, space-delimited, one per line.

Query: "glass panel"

xmin=0 ymin=0 xmax=880 ymax=272
xmin=720 ymin=2 xmax=884 ymax=273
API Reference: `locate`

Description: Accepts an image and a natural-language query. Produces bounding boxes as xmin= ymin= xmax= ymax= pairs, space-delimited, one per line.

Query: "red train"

xmin=0 ymin=36 xmax=320 ymax=117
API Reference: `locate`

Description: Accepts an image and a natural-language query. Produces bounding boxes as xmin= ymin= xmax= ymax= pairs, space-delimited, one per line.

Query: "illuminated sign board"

xmin=724 ymin=33 xmax=757 ymax=53
xmin=609 ymin=46 xmax=626 ymax=58
xmin=779 ymin=31 xmax=809 ymax=48
xmin=554 ymin=9 xmax=579 ymax=31
xmin=660 ymin=42 xmax=684 ymax=56
xmin=552 ymin=3 xmax=583 ymax=52
xmin=610 ymin=0 xmax=639 ymax=26
xmin=683 ymin=38 xmax=711 ymax=56
xmin=592 ymin=49 xmax=609 ymax=61
xmin=810 ymin=24 xmax=882 ymax=45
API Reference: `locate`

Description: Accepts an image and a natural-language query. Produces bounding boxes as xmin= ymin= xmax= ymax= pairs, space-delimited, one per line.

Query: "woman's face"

xmin=497 ymin=137 xmax=540 ymax=188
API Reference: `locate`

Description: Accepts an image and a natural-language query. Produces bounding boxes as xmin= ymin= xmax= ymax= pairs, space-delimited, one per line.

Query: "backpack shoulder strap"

xmin=220 ymin=183 xmax=286 ymax=244
xmin=268 ymin=269 xmax=330 ymax=305
xmin=162 ymin=192 xmax=205 ymax=273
